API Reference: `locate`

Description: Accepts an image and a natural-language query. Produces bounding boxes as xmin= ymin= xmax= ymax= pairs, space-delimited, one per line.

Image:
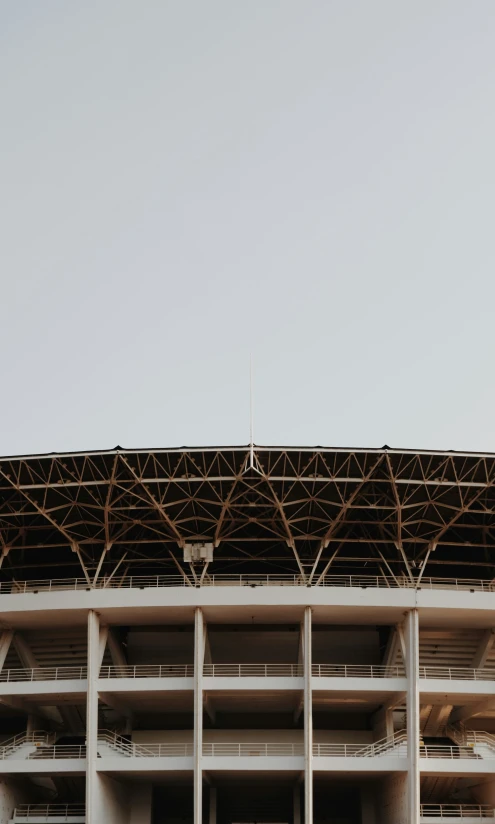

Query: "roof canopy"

xmin=0 ymin=446 xmax=494 ymax=582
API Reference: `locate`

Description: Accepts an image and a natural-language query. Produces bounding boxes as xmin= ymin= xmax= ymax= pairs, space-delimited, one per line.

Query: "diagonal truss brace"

xmin=309 ymin=453 xmax=386 ymax=581
xmin=119 ymin=454 xmax=184 ymax=546
xmin=0 ymin=466 xmax=91 ymax=582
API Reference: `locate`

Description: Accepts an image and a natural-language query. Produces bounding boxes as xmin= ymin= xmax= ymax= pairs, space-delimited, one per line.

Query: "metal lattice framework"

xmin=0 ymin=445 xmax=494 ymax=583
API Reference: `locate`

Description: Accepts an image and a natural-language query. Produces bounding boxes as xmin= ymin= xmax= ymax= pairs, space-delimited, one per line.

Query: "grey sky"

xmin=1 ymin=1 xmax=495 ymax=455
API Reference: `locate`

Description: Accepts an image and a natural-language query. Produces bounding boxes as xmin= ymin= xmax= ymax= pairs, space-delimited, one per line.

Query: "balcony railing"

xmin=0 ymin=732 xmax=55 ymax=758
xmin=420 ymin=666 xmax=495 ymax=681
xmin=314 ymin=731 xmax=407 ymax=758
xmin=6 ymin=662 xmax=494 ymax=684
xmin=203 ymin=664 xmax=303 ymax=677
xmin=1 ymin=573 xmax=494 ymax=595
xmin=13 ymin=804 xmax=85 ymax=820
xmin=312 ymin=663 xmax=405 ymax=678
xmin=0 ymin=734 xmax=85 ymax=760
xmin=203 ymin=743 xmax=304 ymax=756
xmin=0 ymin=666 xmax=87 ymax=683
xmin=99 ymin=733 xmax=304 ymax=758
xmin=420 ymin=805 xmax=495 ymax=819
xmin=98 ymin=731 xmax=405 ymax=759
xmin=99 ymin=664 xmax=193 ymax=679
xmin=27 ymin=745 xmax=86 ymax=760
xmin=447 ymin=730 xmax=495 ymax=756
xmin=420 ymin=744 xmax=484 ymax=759
xmin=98 ymin=732 xmax=193 ymax=757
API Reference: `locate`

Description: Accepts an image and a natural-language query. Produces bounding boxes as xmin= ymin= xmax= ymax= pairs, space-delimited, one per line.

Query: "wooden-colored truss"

xmin=0 ymin=445 xmax=494 ymax=581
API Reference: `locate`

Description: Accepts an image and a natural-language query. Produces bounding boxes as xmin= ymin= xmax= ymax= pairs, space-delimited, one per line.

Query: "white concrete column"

xmin=194 ymin=608 xmax=205 ymax=824
xmin=209 ymin=787 xmax=217 ymax=824
xmin=303 ymin=606 xmax=312 ymax=824
xmin=86 ymin=610 xmax=100 ymax=824
xmin=405 ymin=609 xmax=420 ymax=824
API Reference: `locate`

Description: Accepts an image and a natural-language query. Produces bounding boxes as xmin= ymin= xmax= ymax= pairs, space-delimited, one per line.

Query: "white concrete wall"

xmin=93 ymin=774 xmax=129 ymax=824
xmin=471 ymin=778 xmax=495 ymax=806
xmin=0 ymin=780 xmax=27 ymax=824
xmin=377 ymin=773 xmax=407 ymax=824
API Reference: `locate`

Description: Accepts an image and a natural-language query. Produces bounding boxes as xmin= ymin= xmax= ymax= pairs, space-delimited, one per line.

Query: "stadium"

xmin=0 ymin=444 xmax=494 ymax=824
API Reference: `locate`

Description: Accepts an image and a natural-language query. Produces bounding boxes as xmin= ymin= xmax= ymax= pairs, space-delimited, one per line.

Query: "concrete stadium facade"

xmin=0 ymin=446 xmax=494 ymax=824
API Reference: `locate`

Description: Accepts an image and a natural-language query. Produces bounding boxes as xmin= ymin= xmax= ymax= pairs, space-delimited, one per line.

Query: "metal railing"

xmin=4 ymin=661 xmax=493 ymax=686
xmin=448 ymin=730 xmax=495 ymax=752
xmin=0 ymin=666 xmax=87 ymax=683
xmin=0 ymin=733 xmax=86 ymax=760
xmin=27 ymin=745 xmax=86 ymax=760
xmin=97 ymin=730 xmax=407 ymax=759
xmin=420 ymin=744 xmax=484 ymax=759
xmin=420 ymin=666 xmax=495 ymax=681
xmin=420 ymin=805 xmax=495 ymax=818
xmin=202 ymin=743 xmax=304 ymax=757
xmin=1 ymin=573 xmax=494 ymax=595
xmin=98 ymin=731 xmax=193 ymax=757
xmin=99 ymin=664 xmax=193 ymax=679
xmin=314 ymin=731 xmax=407 ymax=758
xmin=0 ymin=732 xmax=55 ymax=758
xmin=13 ymin=804 xmax=85 ymax=820
xmin=312 ymin=663 xmax=405 ymax=678
xmin=203 ymin=664 xmax=303 ymax=677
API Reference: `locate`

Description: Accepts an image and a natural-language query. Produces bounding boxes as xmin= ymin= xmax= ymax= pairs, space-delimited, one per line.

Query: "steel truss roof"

xmin=0 ymin=445 xmax=494 ymax=583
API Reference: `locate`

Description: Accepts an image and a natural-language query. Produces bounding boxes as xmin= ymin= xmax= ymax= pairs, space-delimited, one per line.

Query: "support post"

xmin=405 ymin=609 xmax=419 ymax=824
xmin=13 ymin=634 xmax=38 ymax=670
xmin=0 ymin=630 xmax=13 ymax=672
xmin=86 ymin=610 xmax=100 ymax=824
xmin=303 ymin=606 xmax=312 ymax=824
xmin=194 ymin=608 xmax=205 ymax=824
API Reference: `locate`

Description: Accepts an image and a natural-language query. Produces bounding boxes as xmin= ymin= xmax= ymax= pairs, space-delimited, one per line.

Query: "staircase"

xmin=0 ymin=733 xmax=55 ymax=760
xmin=96 ymin=731 xmax=135 ymax=757
xmin=448 ymin=728 xmax=495 ymax=759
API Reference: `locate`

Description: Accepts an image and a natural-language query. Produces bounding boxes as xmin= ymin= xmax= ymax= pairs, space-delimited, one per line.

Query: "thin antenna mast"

xmin=249 ymin=354 xmax=254 ymax=468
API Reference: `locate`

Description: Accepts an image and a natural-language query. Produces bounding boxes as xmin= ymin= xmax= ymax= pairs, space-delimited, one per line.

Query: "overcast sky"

xmin=1 ymin=1 xmax=495 ymax=456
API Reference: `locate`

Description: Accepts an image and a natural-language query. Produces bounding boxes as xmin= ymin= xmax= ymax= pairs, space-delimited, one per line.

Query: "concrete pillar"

xmin=293 ymin=783 xmax=301 ymax=824
xmin=209 ymin=787 xmax=217 ymax=824
xmin=405 ymin=609 xmax=419 ymax=824
xmin=194 ymin=608 xmax=205 ymax=824
xmin=303 ymin=606 xmax=312 ymax=824
xmin=86 ymin=610 xmax=100 ymax=824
